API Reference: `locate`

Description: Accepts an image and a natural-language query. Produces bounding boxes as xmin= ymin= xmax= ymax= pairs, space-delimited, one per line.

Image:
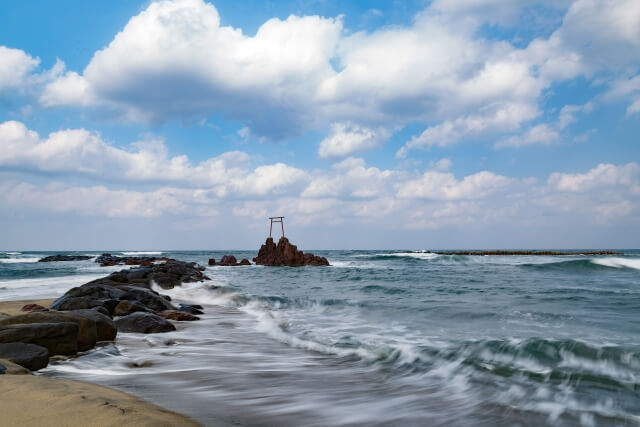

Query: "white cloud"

xmin=38 ymin=0 xmax=554 ymax=145
xmin=40 ymin=71 xmax=94 ymax=107
xmin=0 ymin=181 xmax=188 ymax=218
xmin=397 ymin=103 xmax=538 ymax=156
xmin=302 ymin=157 xmax=394 ymax=199
xmin=397 ymin=170 xmax=511 ymax=200
xmin=557 ymin=0 xmax=640 ymax=72
xmin=0 ymin=120 xmax=306 ymax=197
xmin=495 ymin=123 xmax=559 ymax=148
xmin=318 ymin=122 xmax=389 ymax=158
xmin=0 ymin=46 xmax=39 ymax=92
xmin=627 ymin=98 xmax=640 ymax=116
xmin=548 ymin=162 xmax=640 ymax=192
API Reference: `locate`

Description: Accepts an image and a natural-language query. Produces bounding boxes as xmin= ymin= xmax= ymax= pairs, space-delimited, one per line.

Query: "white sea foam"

xmin=591 ymin=257 xmax=640 ymax=270
xmin=0 ymin=257 xmax=41 ymax=263
xmin=121 ymin=251 xmax=164 ymax=255
xmin=379 ymin=252 xmax=440 ymax=260
xmin=0 ymin=274 xmax=103 ymax=300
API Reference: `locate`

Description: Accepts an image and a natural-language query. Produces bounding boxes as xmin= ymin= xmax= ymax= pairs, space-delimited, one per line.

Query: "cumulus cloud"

xmin=397 ymin=170 xmax=511 ymax=200
xmin=548 ymin=162 xmax=640 ymax=192
xmin=318 ymin=122 xmax=390 ymax=158
xmin=0 ymin=120 xmax=305 ymax=196
xmin=302 ymin=157 xmax=395 ymax=199
xmin=0 ymin=46 xmax=40 ymax=92
xmin=36 ymin=0 xmax=566 ymax=145
xmin=495 ymin=123 xmax=559 ymax=148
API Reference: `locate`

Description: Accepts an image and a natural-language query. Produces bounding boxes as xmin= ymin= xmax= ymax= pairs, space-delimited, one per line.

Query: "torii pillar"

xmin=269 ymin=216 xmax=285 ymax=238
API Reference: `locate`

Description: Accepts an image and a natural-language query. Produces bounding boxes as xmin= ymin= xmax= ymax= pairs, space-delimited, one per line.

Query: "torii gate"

xmin=269 ymin=216 xmax=285 ymax=238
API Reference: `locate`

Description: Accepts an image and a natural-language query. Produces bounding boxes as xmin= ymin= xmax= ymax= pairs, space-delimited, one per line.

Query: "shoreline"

xmin=0 ymin=297 xmax=202 ymax=426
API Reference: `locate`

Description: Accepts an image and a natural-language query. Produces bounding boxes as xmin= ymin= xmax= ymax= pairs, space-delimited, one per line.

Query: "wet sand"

xmin=0 ymin=299 xmax=202 ymax=426
xmin=0 ymin=298 xmax=55 ymax=316
xmin=0 ymin=375 xmax=201 ymax=426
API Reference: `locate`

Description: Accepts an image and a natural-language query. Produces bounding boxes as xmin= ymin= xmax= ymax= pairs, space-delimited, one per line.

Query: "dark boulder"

xmin=115 ymin=312 xmax=176 ymax=333
xmin=0 ymin=343 xmax=49 ymax=371
xmin=119 ymin=287 xmax=176 ymax=312
xmin=113 ymin=300 xmax=152 ymax=316
xmin=0 ymin=322 xmax=78 ymax=355
xmin=238 ymin=258 xmax=251 ymax=266
xmin=0 ymin=312 xmax=97 ymax=352
xmin=178 ymin=304 xmax=204 ymax=315
xmin=50 ymin=295 xmax=118 ymax=314
xmin=70 ymin=309 xmax=117 ymax=342
xmin=156 ymin=311 xmax=200 ymax=321
xmin=218 ymin=255 xmax=238 ymax=266
xmin=253 ymin=237 xmax=330 ymax=267
xmin=208 ymin=258 xmax=216 ymax=266
xmin=38 ymin=255 xmax=93 ymax=262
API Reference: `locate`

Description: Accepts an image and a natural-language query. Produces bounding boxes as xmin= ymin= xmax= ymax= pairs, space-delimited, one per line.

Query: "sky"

xmin=0 ymin=0 xmax=639 ymax=250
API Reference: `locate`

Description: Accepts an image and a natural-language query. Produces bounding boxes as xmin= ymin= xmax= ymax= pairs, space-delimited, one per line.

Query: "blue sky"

xmin=0 ymin=0 xmax=638 ymax=250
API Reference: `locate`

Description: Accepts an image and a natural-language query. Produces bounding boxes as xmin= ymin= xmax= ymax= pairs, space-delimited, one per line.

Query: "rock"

xmin=70 ymin=309 xmax=117 ymax=342
xmin=0 ymin=322 xmax=78 ymax=356
xmin=0 ymin=343 xmax=49 ymax=371
xmin=113 ymin=300 xmax=152 ymax=316
xmin=156 ymin=311 xmax=200 ymax=321
xmin=253 ymin=237 xmax=330 ymax=267
xmin=38 ymin=255 xmax=93 ymax=262
xmin=0 ymin=312 xmax=97 ymax=352
xmin=218 ymin=255 xmax=238 ymax=266
xmin=50 ymin=295 xmax=118 ymax=314
xmin=83 ymin=260 xmax=209 ymax=289
xmin=178 ymin=304 xmax=204 ymax=315
xmin=119 ymin=287 xmax=176 ymax=312
xmin=21 ymin=304 xmax=46 ymax=312
xmin=238 ymin=258 xmax=251 ymax=266
xmin=115 ymin=312 xmax=176 ymax=334
xmin=61 ymin=284 xmax=126 ymax=300
xmin=208 ymin=258 xmax=216 ymax=266
xmin=0 ymin=358 xmax=30 ymax=375
xmin=91 ymin=306 xmax=112 ymax=318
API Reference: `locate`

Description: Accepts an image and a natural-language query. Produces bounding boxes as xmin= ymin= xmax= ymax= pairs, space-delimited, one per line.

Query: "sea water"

xmin=1 ymin=250 xmax=639 ymax=426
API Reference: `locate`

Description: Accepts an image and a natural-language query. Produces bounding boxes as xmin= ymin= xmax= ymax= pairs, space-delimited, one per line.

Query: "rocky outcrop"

xmin=156 ymin=311 xmax=200 ymax=321
xmin=178 ymin=304 xmax=204 ymax=315
xmin=209 ymin=256 xmax=252 ymax=266
xmin=94 ymin=253 xmax=169 ymax=266
xmin=0 ymin=312 xmax=98 ymax=351
xmin=115 ymin=312 xmax=176 ymax=333
xmin=38 ymin=255 xmax=93 ymax=262
xmin=0 ymin=343 xmax=49 ymax=371
xmin=69 ymin=309 xmax=117 ymax=342
xmin=0 ymin=322 xmax=78 ymax=356
xmin=253 ymin=237 xmax=329 ymax=267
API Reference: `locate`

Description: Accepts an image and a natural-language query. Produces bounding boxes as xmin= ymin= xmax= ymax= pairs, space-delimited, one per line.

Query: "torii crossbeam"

xmin=269 ymin=216 xmax=285 ymax=238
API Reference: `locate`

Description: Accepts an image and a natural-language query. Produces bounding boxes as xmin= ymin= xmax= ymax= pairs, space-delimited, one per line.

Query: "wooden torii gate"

xmin=269 ymin=216 xmax=285 ymax=238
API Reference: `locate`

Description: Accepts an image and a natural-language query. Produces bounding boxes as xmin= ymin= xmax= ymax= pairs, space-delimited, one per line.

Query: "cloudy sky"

xmin=0 ymin=0 xmax=639 ymax=250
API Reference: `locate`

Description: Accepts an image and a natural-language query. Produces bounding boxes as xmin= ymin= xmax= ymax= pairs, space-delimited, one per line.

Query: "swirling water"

xmin=1 ymin=249 xmax=639 ymax=426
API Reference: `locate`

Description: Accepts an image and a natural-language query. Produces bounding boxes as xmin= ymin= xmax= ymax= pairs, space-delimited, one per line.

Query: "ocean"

xmin=1 ymin=250 xmax=639 ymax=426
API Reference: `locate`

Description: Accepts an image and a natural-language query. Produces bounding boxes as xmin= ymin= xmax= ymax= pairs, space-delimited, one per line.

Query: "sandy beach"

xmin=0 ymin=299 xmax=55 ymax=316
xmin=0 ymin=299 xmax=201 ymax=427
xmin=0 ymin=374 xmax=200 ymax=427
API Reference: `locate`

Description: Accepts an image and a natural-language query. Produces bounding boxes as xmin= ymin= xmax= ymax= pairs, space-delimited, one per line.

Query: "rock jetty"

xmin=38 ymin=255 xmax=93 ymax=262
xmin=0 ymin=257 xmax=208 ymax=372
xmin=253 ymin=237 xmax=329 ymax=266
xmin=208 ymin=255 xmax=252 ymax=266
xmin=432 ymin=250 xmax=623 ymax=256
